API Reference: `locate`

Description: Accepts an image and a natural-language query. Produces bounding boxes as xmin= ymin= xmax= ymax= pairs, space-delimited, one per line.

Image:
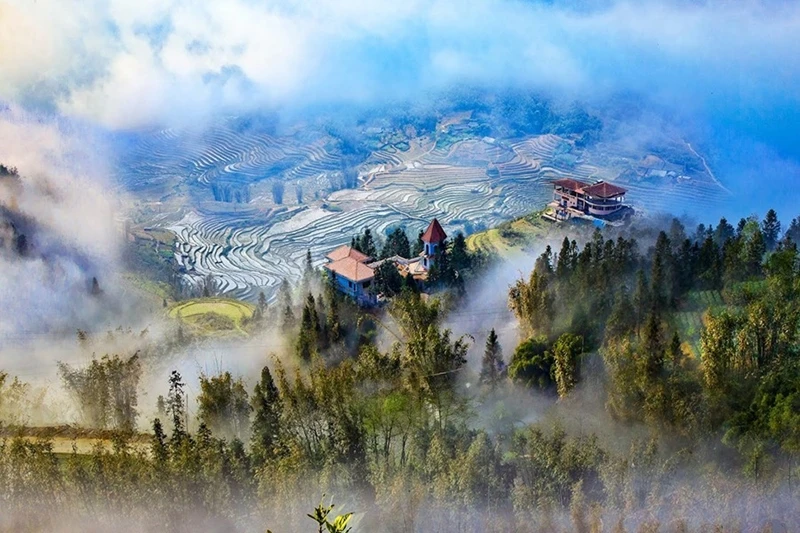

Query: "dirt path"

xmin=684 ymin=140 xmax=731 ymax=194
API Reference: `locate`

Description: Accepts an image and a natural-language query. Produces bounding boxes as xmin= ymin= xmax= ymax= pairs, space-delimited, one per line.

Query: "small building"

xmin=322 ymin=245 xmax=377 ymax=306
xmin=323 ymin=219 xmax=450 ymax=306
xmin=550 ymin=178 xmax=628 ymax=219
xmin=420 ymin=218 xmax=447 ymax=270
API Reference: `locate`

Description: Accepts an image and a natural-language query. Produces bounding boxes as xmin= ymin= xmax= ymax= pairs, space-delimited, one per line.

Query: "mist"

xmin=0 ymin=0 xmax=798 ymax=218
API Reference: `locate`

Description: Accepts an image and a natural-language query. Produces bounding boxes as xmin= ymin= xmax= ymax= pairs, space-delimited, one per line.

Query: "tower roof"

xmin=421 ymin=218 xmax=447 ymax=244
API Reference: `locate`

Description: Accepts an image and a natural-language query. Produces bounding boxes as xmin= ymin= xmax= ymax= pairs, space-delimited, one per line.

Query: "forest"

xmin=1 ymin=210 xmax=800 ymax=532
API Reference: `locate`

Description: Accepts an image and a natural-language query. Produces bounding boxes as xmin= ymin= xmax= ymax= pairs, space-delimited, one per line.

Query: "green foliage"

xmin=508 ymin=336 xmax=554 ymax=391
xmin=197 ymin=371 xmax=251 ymax=440
xmin=58 ymin=354 xmax=141 ymax=430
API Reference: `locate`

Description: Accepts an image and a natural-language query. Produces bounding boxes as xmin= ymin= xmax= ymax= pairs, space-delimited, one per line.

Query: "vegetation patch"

xmin=169 ymin=298 xmax=254 ymax=334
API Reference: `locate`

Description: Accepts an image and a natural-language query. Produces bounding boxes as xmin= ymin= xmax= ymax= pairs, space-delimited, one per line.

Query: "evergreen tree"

xmin=250 ymin=365 xmax=282 ymax=466
xmin=296 ymin=293 xmax=319 ymax=361
xmin=714 ymin=217 xmax=735 ymax=245
xmin=381 ymin=227 xmax=411 ymax=259
xmin=302 ymin=248 xmax=315 ymax=292
xmin=761 ymin=209 xmax=781 ymax=251
xmin=324 ymin=273 xmax=342 ymax=343
xmin=359 ymin=228 xmax=377 ymax=258
xmin=197 ymin=371 xmax=251 ymax=440
xmin=785 ymin=216 xmax=800 ymax=245
xmin=556 ymin=236 xmax=573 ymax=279
xmin=479 ymin=329 xmax=504 ymax=390
xmin=449 ymin=231 xmax=471 ymax=272
xmin=167 ymin=370 xmax=187 ymax=440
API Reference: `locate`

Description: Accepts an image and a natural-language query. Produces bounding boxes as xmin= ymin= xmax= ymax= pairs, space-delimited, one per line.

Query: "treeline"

xmin=508 ymin=209 xmax=800 ymax=451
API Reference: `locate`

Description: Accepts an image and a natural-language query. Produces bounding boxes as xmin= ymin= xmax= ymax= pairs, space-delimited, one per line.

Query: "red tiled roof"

xmin=552 ymin=178 xmax=590 ymax=191
xmin=582 ymin=181 xmax=627 ymax=198
xmin=325 ymin=245 xmax=370 ymax=263
xmin=323 ymin=257 xmax=375 ymax=283
xmin=421 ymin=218 xmax=447 ymax=244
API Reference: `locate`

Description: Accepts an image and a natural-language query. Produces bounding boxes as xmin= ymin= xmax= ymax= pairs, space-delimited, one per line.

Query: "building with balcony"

xmin=550 ymin=178 xmax=628 ymax=220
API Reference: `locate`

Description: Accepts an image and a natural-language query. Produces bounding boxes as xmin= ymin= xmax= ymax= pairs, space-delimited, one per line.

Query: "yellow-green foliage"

xmin=169 ymin=298 xmax=255 ymax=335
xmin=466 ymin=212 xmax=552 ymax=258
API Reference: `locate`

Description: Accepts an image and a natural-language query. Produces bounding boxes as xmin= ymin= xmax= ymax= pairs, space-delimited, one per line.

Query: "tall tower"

xmin=420 ymin=218 xmax=447 ymax=270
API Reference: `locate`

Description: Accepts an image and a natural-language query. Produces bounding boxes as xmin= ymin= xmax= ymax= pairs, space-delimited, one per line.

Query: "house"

xmin=323 ymin=219 xmax=450 ymax=306
xmin=549 ymin=178 xmax=628 ymax=220
xmin=322 ymin=245 xmax=378 ymax=306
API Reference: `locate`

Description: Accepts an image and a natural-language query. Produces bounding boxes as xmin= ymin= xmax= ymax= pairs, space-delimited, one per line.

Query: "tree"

xmin=785 ymin=216 xmax=800 ymax=245
xmin=479 ymin=329 xmax=504 ymax=390
xmin=552 ymin=333 xmax=582 ymax=398
xmin=302 ymin=248 xmax=315 ymax=293
xmin=324 ymin=273 xmax=342 ymax=343
xmin=359 ymin=227 xmax=377 ymax=259
xmin=373 ymin=260 xmax=404 ymax=297
xmin=271 ymin=180 xmax=285 ymax=204
xmin=197 ymin=371 xmax=251 ymax=440
xmin=167 ymin=370 xmax=187 ymax=439
xmin=58 ymin=353 xmax=142 ymax=430
xmin=508 ymin=337 xmax=554 ymax=391
xmin=449 ymin=231 xmax=472 ymax=272
xmin=381 ymin=227 xmax=411 ymax=259
xmin=296 ymin=293 xmax=319 ymax=361
xmin=714 ymin=217 xmax=735 ymax=246
xmin=295 ymin=182 xmax=303 ymax=204
xmin=279 ymin=279 xmax=295 ymax=329
xmin=761 ymin=209 xmax=781 ymax=251
xmin=251 ymin=365 xmax=282 ymax=466
xmin=258 ymin=291 xmax=268 ymax=317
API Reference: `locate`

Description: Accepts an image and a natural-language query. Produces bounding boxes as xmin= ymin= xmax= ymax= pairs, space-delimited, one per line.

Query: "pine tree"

xmin=785 ymin=216 xmax=800 ymax=245
xmin=714 ymin=217 xmax=735 ymax=245
xmin=640 ymin=311 xmax=664 ymax=382
xmin=325 ymin=273 xmax=342 ymax=343
xmin=761 ymin=209 xmax=781 ymax=251
xmin=296 ymin=293 xmax=319 ymax=361
xmin=167 ymin=370 xmax=186 ymax=440
xmin=556 ymin=236 xmax=573 ymax=279
xmin=302 ymin=248 xmax=315 ymax=292
xmin=479 ymin=329 xmax=504 ymax=390
xmin=449 ymin=231 xmax=471 ymax=271
xmin=359 ymin=228 xmax=377 ymax=258
xmin=250 ymin=365 xmax=282 ymax=466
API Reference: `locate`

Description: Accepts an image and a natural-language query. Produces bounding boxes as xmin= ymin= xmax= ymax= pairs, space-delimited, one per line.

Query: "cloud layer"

xmin=2 ymin=0 xmax=799 ymax=130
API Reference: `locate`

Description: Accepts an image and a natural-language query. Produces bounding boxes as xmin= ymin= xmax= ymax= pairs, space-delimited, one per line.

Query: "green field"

xmin=169 ymin=298 xmax=255 ymax=335
xmin=466 ymin=211 xmax=553 ymax=259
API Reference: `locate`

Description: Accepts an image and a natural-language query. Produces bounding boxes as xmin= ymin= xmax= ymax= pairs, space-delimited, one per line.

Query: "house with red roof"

xmin=323 ymin=219 xmax=449 ymax=306
xmin=550 ymin=178 xmax=628 ymax=219
xmin=322 ymin=245 xmax=377 ymax=306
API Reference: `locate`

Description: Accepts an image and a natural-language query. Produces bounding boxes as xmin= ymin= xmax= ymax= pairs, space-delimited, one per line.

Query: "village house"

xmin=546 ymin=178 xmax=629 ymax=221
xmin=323 ymin=219 xmax=448 ymax=306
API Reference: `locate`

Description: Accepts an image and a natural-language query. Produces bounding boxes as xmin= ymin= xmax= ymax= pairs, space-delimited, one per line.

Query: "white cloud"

xmin=0 ymin=0 xmax=798 ymax=128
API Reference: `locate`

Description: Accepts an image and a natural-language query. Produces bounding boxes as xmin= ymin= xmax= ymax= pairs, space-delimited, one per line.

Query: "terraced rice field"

xmin=169 ymin=298 xmax=254 ymax=334
xmin=118 ymin=117 xmax=728 ymax=302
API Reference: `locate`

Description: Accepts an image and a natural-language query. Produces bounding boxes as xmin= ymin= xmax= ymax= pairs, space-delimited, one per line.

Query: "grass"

xmin=169 ymin=298 xmax=255 ymax=335
xmin=466 ymin=211 xmax=553 ymax=259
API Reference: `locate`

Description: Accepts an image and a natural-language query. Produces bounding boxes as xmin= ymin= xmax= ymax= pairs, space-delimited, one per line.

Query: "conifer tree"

xmin=479 ymin=329 xmax=504 ymax=389
xmin=296 ymin=293 xmax=319 ymax=361
xmin=250 ymin=365 xmax=282 ymax=466
xmin=761 ymin=209 xmax=781 ymax=251
xmin=167 ymin=370 xmax=187 ymax=440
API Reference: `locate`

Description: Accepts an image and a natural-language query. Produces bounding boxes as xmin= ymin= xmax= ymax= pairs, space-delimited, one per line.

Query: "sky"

xmin=1 ymin=0 xmax=799 ymax=215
